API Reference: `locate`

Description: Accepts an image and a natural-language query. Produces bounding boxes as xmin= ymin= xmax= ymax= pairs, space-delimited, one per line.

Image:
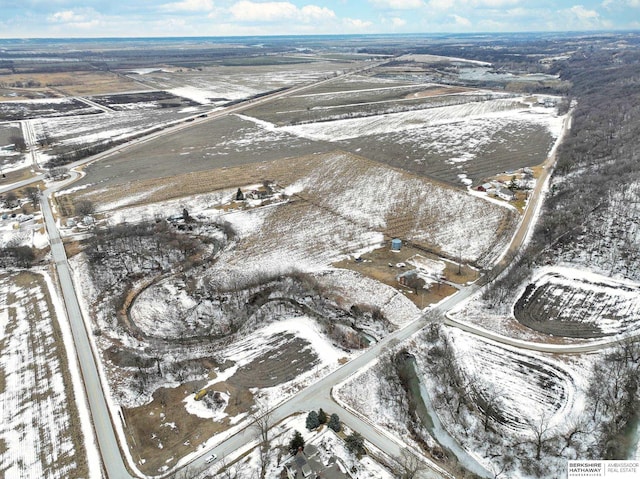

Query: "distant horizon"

xmin=2 ymin=1 xmax=639 ymax=39
xmin=1 ymin=29 xmax=638 ymax=43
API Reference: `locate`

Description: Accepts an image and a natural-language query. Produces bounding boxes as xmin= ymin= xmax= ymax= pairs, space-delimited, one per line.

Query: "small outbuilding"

xmin=496 ymin=187 xmax=516 ymax=202
xmin=391 ymin=238 xmax=402 ymax=251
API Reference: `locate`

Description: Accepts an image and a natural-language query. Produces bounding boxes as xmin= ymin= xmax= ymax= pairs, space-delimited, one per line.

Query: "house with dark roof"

xmin=284 ymin=444 xmax=351 ymax=479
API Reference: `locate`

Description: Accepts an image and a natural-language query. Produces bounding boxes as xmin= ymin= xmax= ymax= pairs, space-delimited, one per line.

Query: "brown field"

xmin=0 ymin=167 xmax=34 ymax=187
xmin=123 ymin=334 xmax=317 ymax=475
xmin=0 ymin=71 xmax=149 ymax=100
xmin=68 ymin=152 xmax=326 ymax=212
xmin=405 ymin=86 xmax=473 ymax=98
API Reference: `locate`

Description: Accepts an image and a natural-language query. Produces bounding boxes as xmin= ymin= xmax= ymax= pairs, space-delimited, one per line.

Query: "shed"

xmin=391 ymin=238 xmax=402 ymax=251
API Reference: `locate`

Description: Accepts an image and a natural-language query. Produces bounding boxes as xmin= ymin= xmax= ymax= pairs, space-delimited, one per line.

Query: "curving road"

xmin=25 ymin=79 xmax=620 ymax=479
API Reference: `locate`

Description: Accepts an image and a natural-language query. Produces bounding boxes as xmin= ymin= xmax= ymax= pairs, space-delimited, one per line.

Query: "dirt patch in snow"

xmin=334 ymin=245 xmax=473 ymax=308
xmin=229 ymin=333 xmax=318 ymax=388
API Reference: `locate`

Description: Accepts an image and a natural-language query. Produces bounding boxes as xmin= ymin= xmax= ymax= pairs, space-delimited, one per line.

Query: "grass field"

xmin=61 ymin=72 xmax=561 ymax=193
xmin=0 ymin=71 xmax=149 ymax=101
xmin=0 ymin=272 xmax=88 ymax=479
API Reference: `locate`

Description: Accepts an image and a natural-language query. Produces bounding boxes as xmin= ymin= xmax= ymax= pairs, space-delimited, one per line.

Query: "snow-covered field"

xmin=336 ymin=323 xmax=596 ymax=478
xmin=0 ymin=212 xmax=48 ymax=249
xmin=411 ymin=327 xmax=594 ymax=478
xmin=0 ymin=271 xmax=88 ymax=479
xmin=238 ymin=92 xmax=563 ymax=187
xmin=314 ymin=269 xmax=419 ymax=328
xmin=285 ymin=152 xmax=516 ymax=266
xmin=185 ymin=316 xmax=350 ymax=415
xmin=128 ymin=63 xmax=344 ymax=105
xmin=0 ymin=122 xmax=26 ymax=171
xmin=514 ymin=266 xmax=640 ymax=338
xmin=31 ymin=106 xmax=203 ymax=152
xmin=280 ymin=97 xmax=554 ymax=141
xmin=449 ymin=265 xmax=640 ymax=341
xmin=438 ymin=329 xmax=583 ymax=433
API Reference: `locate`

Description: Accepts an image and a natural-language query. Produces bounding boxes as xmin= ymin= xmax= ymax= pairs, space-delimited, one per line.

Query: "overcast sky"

xmin=1 ymin=0 xmax=638 ymax=38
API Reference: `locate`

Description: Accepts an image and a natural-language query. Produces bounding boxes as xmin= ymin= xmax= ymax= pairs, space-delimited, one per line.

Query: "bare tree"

xmin=24 ymin=186 xmax=40 ymax=207
xmin=560 ymin=418 xmax=590 ymax=456
xmin=3 ymin=191 xmax=17 ymax=208
xmin=396 ymin=449 xmax=425 ymax=479
xmin=74 ymin=199 xmax=95 ymax=216
xmin=252 ymin=399 xmax=274 ymax=478
xmin=9 ymin=134 xmax=26 ymax=152
xmin=473 ymin=384 xmax=505 ymax=433
xmin=526 ymin=411 xmax=556 ymax=460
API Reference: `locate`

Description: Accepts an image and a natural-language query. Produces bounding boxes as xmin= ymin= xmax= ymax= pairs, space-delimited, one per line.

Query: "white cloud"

xmin=391 ymin=17 xmax=407 ymax=26
xmin=344 ymin=18 xmax=373 ymax=29
xmin=452 ymin=14 xmax=471 ymax=26
xmin=556 ymin=4 xmax=603 ymax=29
xmin=370 ymin=0 xmax=424 ymax=9
xmin=471 ymin=0 xmax=520 ymax=6
xmin=569 ymin=4 xmax=600 ymax=19
xmin=48 ymin=10 xmax=86 ymax=23
xmin=47 ymin=8 xmax=101 ymax=28
xmin=300 ymin=4 xmax=336 ymax=20
xmin=569 ymin=5 xmax=600 ymax=23
xmin=160 ymin=0 xmax=214 ymax=12
xmin=428 ymin=0 xmax=455 ymax=9
xmin=229 ymin=1 xmax=335 ymax=22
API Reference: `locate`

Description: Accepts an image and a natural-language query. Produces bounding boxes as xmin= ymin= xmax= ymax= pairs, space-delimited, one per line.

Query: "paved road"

xmin=198 ymin=288 xmax=479 ymax=478
xmin=29 ymin=59 xmax=395 ymax=479
xmin=40 ymin=174 xmax=129 ymax=479
xmin=0 ymin=60 xmax=384 ymax=197
xmin=30 ymin=77 xmax=615 ymax=479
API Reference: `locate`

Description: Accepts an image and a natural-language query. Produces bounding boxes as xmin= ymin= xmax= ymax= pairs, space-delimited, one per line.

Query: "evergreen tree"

xmin=289 ymin=430 xmax=305 ymax=454
xmin=328 ymin=413 xmax=341 ymax=432
xmin=306 ymin=410 xmax=320 ymax=430
xmin=235 ymin=188 xmax=244 ymax=200
xmin=318 ymin=408 xmax=327 ymax=425
xmin=345 ymin=432 xmax=366 ymax=457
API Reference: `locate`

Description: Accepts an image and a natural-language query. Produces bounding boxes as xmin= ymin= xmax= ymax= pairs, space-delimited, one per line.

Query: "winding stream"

xmin=401 ymin=356 xmax=493 ymax=479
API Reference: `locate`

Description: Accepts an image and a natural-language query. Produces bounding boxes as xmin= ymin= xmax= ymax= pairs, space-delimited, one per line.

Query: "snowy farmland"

xmin=31 ymin=101 xmax=206 ymax=157
xmin=434 ymin=329 xmax=581 ymax=434
xmin=81 ymin=151 xmax=516 ymax=269
xmin=336 ymin=324 xmax=594 ymax=479
xmin=0 ymin=122 xmax=24 ymax=171
xmin=123 ymin=61 xmax=349 ymax=106
xmin=448 ymin=265 xmax=640 ymax=342
xmin=514 ymin=266 xmax=640 ymax=338
xmin=0 ymin=272 xmax=89 ymax=479
xmin=64 ymin=78 xmax=563 ymax=193
xmin=411 ymin=327 xmax=593 ymax=478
